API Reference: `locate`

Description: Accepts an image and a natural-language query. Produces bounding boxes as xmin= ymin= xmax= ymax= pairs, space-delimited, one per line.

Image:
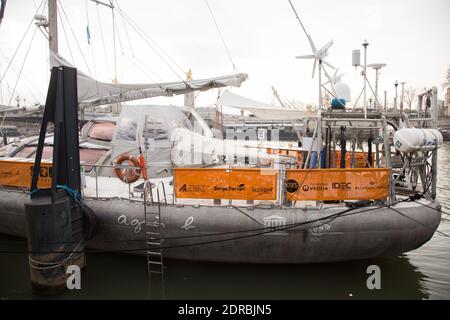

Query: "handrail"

xmin=157 ymin=181 xmax=167 ymax=206
xmin=143 ymin=180 xmax=153 ymax=206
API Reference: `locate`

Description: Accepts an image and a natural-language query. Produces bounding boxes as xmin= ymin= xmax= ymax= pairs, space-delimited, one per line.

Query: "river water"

xmin=0 ymin=145 xmax=449 ymax=300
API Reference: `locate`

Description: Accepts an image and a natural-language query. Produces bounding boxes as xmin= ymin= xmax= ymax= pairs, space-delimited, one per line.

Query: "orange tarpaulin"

xmin=335 ymin=151 xmax=374 ymax=168
xmin=174 ymin=168 xmax=278 ymax=200
xmin=267 ymin=148 xmax=303 ymax=164
xmin=285 ymin=168 xmax=389 ymax=201
xmin=0 ymin=158 xmax=52 ymax=189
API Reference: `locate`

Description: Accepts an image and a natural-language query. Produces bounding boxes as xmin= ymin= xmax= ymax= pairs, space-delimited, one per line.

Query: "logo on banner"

xmin=214 ymin=184 xmax=245 ymax=192
xmin=286 ymin=179 xmax=299 ymax=193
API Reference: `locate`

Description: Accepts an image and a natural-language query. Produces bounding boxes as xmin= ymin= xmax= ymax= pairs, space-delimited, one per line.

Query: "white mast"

xmin=48 ymin=0 xmax=58 ymax=60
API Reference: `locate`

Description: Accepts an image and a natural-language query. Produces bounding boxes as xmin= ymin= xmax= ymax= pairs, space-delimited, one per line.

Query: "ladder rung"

xmin=149 ymin=270 xmax=163 ymax=275
xmin=148 ymin=261 xmax=163 ymax=265
xmin=147 ymin=251 xmax=162 ymax=255
xmin=147 ymin=241 xmax=162 ymax=246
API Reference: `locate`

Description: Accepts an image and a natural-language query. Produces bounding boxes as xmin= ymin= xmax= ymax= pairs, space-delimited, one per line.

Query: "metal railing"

xmin=81 ymin=162 xmax=169 ymax=203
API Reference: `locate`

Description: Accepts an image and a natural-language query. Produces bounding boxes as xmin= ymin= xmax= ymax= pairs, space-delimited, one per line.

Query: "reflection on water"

xmin=1 ymin=144 xmax=450 ymax=300
xmin=0 ymin=237 xmax=430 ymax=300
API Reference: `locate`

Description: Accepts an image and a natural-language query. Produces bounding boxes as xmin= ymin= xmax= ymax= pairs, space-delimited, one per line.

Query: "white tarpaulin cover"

xmin=50 ymin=52 xmax=248 ymax=108
xmin=218 ymin=89 xmax=315 ymax=120
xmin=112 ymin=105 xmax=292 ymax=178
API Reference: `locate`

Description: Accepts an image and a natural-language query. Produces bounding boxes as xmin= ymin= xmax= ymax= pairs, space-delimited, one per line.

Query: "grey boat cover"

xmin=50 ymin=52 xmax=248 ymax=108
xmin=218 ymin=89 xmax=315 ymax=120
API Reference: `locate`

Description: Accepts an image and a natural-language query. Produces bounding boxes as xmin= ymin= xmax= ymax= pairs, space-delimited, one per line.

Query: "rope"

xmin=95 ymin=3 xmax=111 ymax=79
xmin=111 ymin=5 xmax=118 ymax=82
xmin=118 ymin=3 xmax=135 ymax=58
xmin=0 ymin=50 xmax=43 ymax=103
xmin=6 ymin=28 xmax=37 ymax=108
xmin=56 ymin=184 xmax=86 ymax=208
xmin=113 ymin=1 xmax=187 ymax=84
xmin=57 ymin=0 xmax=93 ymax=76
xmin=0 ymin=26 xmax=38 ymax=134
xmin=28 ymin=240 xmax=84 ymax=270
xmin=57 ymin=5 xmax=75 ymax=64
xmin=0 ymin=0 xmax=45 ymax=86
xmin=204 ymin=0 xmax=237 ymax=73
xmin=387 ymin=205 xmax=450 ymax=238
xmin=84 ymin=0 xmax=99 ymax=94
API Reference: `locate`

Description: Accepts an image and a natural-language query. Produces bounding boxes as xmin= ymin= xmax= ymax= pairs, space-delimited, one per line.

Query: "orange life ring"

xmin=114 ymin=154 xmax=146 ymax=184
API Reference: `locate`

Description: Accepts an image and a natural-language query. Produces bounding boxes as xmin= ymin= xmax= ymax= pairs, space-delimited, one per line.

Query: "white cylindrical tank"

xmin=352 ymin=50 xmax=360 ymax=67
xmin=393 ymin=128 xmax=443 ymax=153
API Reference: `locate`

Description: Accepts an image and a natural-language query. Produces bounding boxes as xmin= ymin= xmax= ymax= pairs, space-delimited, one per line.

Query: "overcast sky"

xmin=0 ymin=0 xmax=449 ymax=108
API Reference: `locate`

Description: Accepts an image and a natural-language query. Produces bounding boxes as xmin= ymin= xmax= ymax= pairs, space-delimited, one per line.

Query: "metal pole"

xmin=374 ymin=69 xmax=379 ymax=112
xmin=431 ymin=148 xmax=438 ymax=200
xmin=417 ymin=94 xmax=423 ymax=115
xmin=362 ymin=40 xmax=368 ymax=118
xmin=394 ymin=80 xmax=398 ymax=112
xmin=382 ymin=115 xmax=393 ymax=203
xmin=431 ymin=86 xmax=438 ymax=128
xmin=95 ymin=166 xmax=98 ymax=197
xmin=384 ymin=90 xmax=387 ymax=113
xmin=317 ymin=61 xmax=323 ymax=167
xmin=400 ymin=81 xmax=406 ymax=113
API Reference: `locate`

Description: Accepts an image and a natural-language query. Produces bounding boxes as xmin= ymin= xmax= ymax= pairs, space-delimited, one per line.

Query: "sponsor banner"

xmin=286 ymin=168 xmax=389 ymax=201
xmin=0 ymin=158 xmax=52 ymax=189
xmin=174 ymin=168 xmax=277 ymax=200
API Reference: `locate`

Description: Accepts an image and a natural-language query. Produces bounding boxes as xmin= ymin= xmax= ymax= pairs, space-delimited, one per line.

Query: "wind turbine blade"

xmin=322 ymin=67 xmax=334 ymax=84
xmin=312 ymin=59 xmax=317 ymax=78
xmin=296 ymin=54 xmax=315 ymax=59
xmin=307 ymin=34 xmax=317 ymax=55
xmin=323 ymin=60 xmax=335 ymax=70
xmin=333 ymin=68 xmax=339 ymax=78
xmin=321 ymin=40 xmax=334 ymax=53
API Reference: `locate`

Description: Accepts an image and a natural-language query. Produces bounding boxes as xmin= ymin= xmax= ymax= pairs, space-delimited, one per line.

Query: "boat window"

xmin=88 ymin=122 xmax=116 ymax=141
xmin=80 ymin=148 xmax=107 ymax=172
xmin=14 ymin=145 xmax=106 ymax=172
xmin=14 ymin=146 xmax=37 ymax=158
xmin=115 ymin=117 xmax=137 ymax=141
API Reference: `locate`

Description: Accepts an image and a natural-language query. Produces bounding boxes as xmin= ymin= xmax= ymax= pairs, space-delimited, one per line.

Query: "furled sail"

xmin=50 ymin=52 xmax=248 ymax=108
xmin=218 ymin=89 xmax=315 ymax=120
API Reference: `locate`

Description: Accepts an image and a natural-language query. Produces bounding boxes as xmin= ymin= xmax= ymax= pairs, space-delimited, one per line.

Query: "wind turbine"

xmin=323 ymin=67 xmax=344 ymax=86
xmin=295 ymin=40 xmax=335 ymax=79
xmin=288 ymin=0 xmax=335 ymax=113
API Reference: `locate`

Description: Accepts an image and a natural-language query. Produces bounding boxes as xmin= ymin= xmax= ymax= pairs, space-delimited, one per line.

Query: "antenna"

xmin=367 ymin=63 xmax=387 ymax=112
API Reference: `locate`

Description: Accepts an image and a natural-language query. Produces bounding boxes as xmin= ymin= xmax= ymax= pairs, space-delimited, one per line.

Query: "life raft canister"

xmin=114 ymin=154 xmax=148 ymax=183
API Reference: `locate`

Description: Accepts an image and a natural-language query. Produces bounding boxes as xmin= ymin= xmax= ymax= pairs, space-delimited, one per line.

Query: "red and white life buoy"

xmin=114 ymin=154 xmax=148 ymax=183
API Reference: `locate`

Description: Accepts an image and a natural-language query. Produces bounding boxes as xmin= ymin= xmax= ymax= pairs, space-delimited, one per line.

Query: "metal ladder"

xmin=143 ymin=180 xmax=165 ymax=299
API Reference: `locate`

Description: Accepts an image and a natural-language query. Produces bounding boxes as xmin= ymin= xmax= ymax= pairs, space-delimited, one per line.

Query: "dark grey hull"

xmin=0 ymin=189 xmax=441 ymax=264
